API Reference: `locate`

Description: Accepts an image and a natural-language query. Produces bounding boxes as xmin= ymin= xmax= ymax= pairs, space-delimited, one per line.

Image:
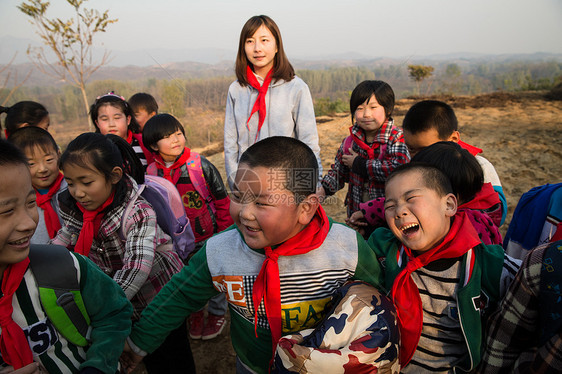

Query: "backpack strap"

xmin=146 ymin=162 xmax=157 ymax=176
xmin=28 ymin=244 xmax=91 ymax=347
xmin=186 ymin=152 xmax=216 ymax=215
xmin=119 ymin=184 xmax=145 ymax=242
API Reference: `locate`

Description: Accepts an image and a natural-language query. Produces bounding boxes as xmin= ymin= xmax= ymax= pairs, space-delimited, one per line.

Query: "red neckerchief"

xmin=153 ymin=148 xmax=191 ymax=184
xmin=126 ymin=130 xmax=133 ymax=144
xmin=0 ymin=258 xmax=33 ymax=369
xmin=246 ymin=66 xmax=274 ymax=140
xmin=458 ymin=140 xmax=482 ymax=156
xmin=349 ymin=119 xmax=389 ymax=159
xmin=252 ymin=205 xmax=330 ymax=355
xmin=459 ymin=182 xmax=500 ymax=211
xmin=35 ymin=172 xmax=64 ymax=239
xmin=391 ymin=211 xmax=481 ymax=367
xmin=75 ymin=190 xmax=115 ymax=256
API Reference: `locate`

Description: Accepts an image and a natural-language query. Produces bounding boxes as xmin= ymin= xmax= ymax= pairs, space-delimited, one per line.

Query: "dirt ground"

xmin=132 ymin=90 xmax=562 ymax=373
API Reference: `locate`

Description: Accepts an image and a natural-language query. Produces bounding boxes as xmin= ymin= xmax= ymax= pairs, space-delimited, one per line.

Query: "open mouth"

xmin=400 ymin=223 xmax=419 ymax=236
xmin=245 ymin=225 xmax=260 ymax=232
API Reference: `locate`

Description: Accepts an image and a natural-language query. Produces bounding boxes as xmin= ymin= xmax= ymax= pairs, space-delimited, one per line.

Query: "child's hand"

xmin=342 ymin=148 xmax=358 ymax=168
xmin=120 ymin=341 xmax=144 ymax=373
xmin=0 ymin=363 xmax=41 ymax=374
xmin=346 ymin=210 xmax=368 ymax=236
xmin=347 ymin=210 xmax=368 ymax=227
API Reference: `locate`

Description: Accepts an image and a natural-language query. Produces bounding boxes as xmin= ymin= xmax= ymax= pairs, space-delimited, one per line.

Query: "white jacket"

xmin=223 ymin=75 xmax=322 ymax=189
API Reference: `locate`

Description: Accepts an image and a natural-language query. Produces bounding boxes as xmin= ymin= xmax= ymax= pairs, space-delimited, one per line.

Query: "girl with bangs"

xmin=223 ymin=15 xmax=321 ymax=189
xmin=90 ymin=92 xmax=153 ymax=170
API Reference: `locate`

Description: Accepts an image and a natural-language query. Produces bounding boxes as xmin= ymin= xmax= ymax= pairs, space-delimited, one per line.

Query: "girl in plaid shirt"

xmin=52 ymin=133 xmax=196 ymax=373
xmin=319 ymin=80 xmax=409 ymax=220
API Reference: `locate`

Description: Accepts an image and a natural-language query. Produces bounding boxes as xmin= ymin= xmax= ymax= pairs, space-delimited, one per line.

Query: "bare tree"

xmin=0 ymin=53 xmax=32 ymax=106
xmin=18 ymin=0 xmax=117 ymax=130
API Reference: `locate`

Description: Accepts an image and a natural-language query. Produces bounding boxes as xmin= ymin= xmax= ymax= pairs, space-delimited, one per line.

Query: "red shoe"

xmin=188 ymin=310 xmax=205 ymax=339
xmin=201 ymin=313 xmax=226 ymax=340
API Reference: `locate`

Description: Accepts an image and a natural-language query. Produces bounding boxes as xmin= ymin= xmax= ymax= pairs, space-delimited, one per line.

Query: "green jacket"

xmin=368 ymin=228 xmax=514 ymax=373
xmin=6 ymin=246 xmax=133 ymax=373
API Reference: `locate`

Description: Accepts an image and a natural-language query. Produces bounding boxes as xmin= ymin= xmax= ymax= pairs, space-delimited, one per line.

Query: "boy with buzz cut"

xmin=0 ymin=139 xmax=133 ymax=373
xmin=368 ymin=163 xmax=520 ymax=373
xmin=127 ymin=92 xmax=158 ymax=131
xmin=402 ymin=100 xmax=507 ymax=226
xmin=121 ymin=136 xmax=385 ymax=374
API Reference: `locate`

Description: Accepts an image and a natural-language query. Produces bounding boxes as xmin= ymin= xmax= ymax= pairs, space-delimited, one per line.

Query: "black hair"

xmin=402 ymin=100 xmax=458 ymax=138
xmin=142 ymin=113 xmax=185 ymax=153
xmin=128 ymin=92 xmax=159 ymax=114
xmin=235 ymin=15 xmax=295 ymax=86
xmin=8 ymin=126 xmax=59 ymax=158
xmin=238 ymin=136 xmax=317 ymax=201
xmin=0 ymin=138 xmax=29 ymax=167
xmin=386 ymin=162 xmax=453 ymax=197
xmin=0 ymin=101 xmax=49 ymax=137
xmin=89 ymin=92 xmax=141 ymax=134
xmin=60 ymin=132 xmax=144 ymax=186
xmin=349 ymin=80 xmax=395 ymax=123
xmin=412 ymin=141 xmax=483 ymax=204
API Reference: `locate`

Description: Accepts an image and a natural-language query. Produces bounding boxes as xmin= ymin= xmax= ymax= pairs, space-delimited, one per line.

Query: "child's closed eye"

xmin=0 ymin=208 xmax=14 ymax=216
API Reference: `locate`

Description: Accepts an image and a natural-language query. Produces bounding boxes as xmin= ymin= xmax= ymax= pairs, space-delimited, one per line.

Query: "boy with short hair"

xmin=402 ymin=100 xmax=507 ymax=226
xmin=368 ymin=163 xmax=520 ymax=372
xmin=9 ymin=126 xmax=66 ymax=244
xmin=0 ymin=139 xmax=133 ymax=373
xmin=128 ymin=92 xmax=158 ymax=130
xmin=121 ymin=136 xmax=385 ymax=374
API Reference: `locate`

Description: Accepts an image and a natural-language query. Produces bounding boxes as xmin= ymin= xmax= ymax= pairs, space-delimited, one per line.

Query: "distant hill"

xmin=2 ymin=34 xmax=561 ymax=87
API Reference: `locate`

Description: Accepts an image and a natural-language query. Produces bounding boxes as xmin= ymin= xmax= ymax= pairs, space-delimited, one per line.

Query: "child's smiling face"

xmin=25 ymin=144 xmax=60 ymax=190
xmin=0 ymin=163 xmax=38 ymax=273
xmin=229 ymin=163 xmax=310 ymax=249
xmin=384 ymin=169 xmax=456 ymax=253
xmin=151 ymin=130 xmax=186 ymax=163
xmin=354 ymin=94 xmax=387 ymax=140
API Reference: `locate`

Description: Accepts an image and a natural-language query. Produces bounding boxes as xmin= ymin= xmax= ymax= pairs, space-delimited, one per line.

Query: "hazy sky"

xmin=1 ymin=0 xmax=561 ymax=64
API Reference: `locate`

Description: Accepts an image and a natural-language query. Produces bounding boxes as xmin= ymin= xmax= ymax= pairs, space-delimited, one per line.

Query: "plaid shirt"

xmin=478 ymin=241 xmax=562 ymax=373
xmin=321 ymin=120 xmax=409 ymax=215
xmin=53 ymin=177 xmax=183 ymax=320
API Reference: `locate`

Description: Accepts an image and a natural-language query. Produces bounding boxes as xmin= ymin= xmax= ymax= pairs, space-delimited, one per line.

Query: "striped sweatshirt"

xmin=130 ymin=220 xmax=385 ymax=374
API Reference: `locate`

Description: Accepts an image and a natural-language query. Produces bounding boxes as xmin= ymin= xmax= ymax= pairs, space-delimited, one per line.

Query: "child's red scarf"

xmin=126 ymin=129 xmax=133 ymax=144
xmin=35 ymin=172 xmax=64 ymax=239
xmin=391 ymin=211 xmax=481 ymax=367
xmin=75 ymin=191 xmax=115 ymax=257
xmin=153 ymin=148 xmax=191 ymax=184
xmin=252 ymin=205 xmax=330 ymax=355
xmin=458 ymin=182 xmax=500 ymax=211
xmin=0 ymin=259 xmax=33 ymax=369
xmin=458 ymin=140 xmax=482 ymax=156
xmin=246 ymin=66 xmax=274 ymax=140
xmin=349 ymin=120 xmax=389 ymax=159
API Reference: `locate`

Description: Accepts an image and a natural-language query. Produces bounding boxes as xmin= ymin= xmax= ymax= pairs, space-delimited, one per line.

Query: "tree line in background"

xmin=1 ymin=59 xmax=561 ymax=148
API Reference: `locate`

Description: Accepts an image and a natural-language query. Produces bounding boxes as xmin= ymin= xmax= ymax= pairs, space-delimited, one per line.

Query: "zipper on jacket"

xmin=455 ymin=293 xmax=474 ymax=373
